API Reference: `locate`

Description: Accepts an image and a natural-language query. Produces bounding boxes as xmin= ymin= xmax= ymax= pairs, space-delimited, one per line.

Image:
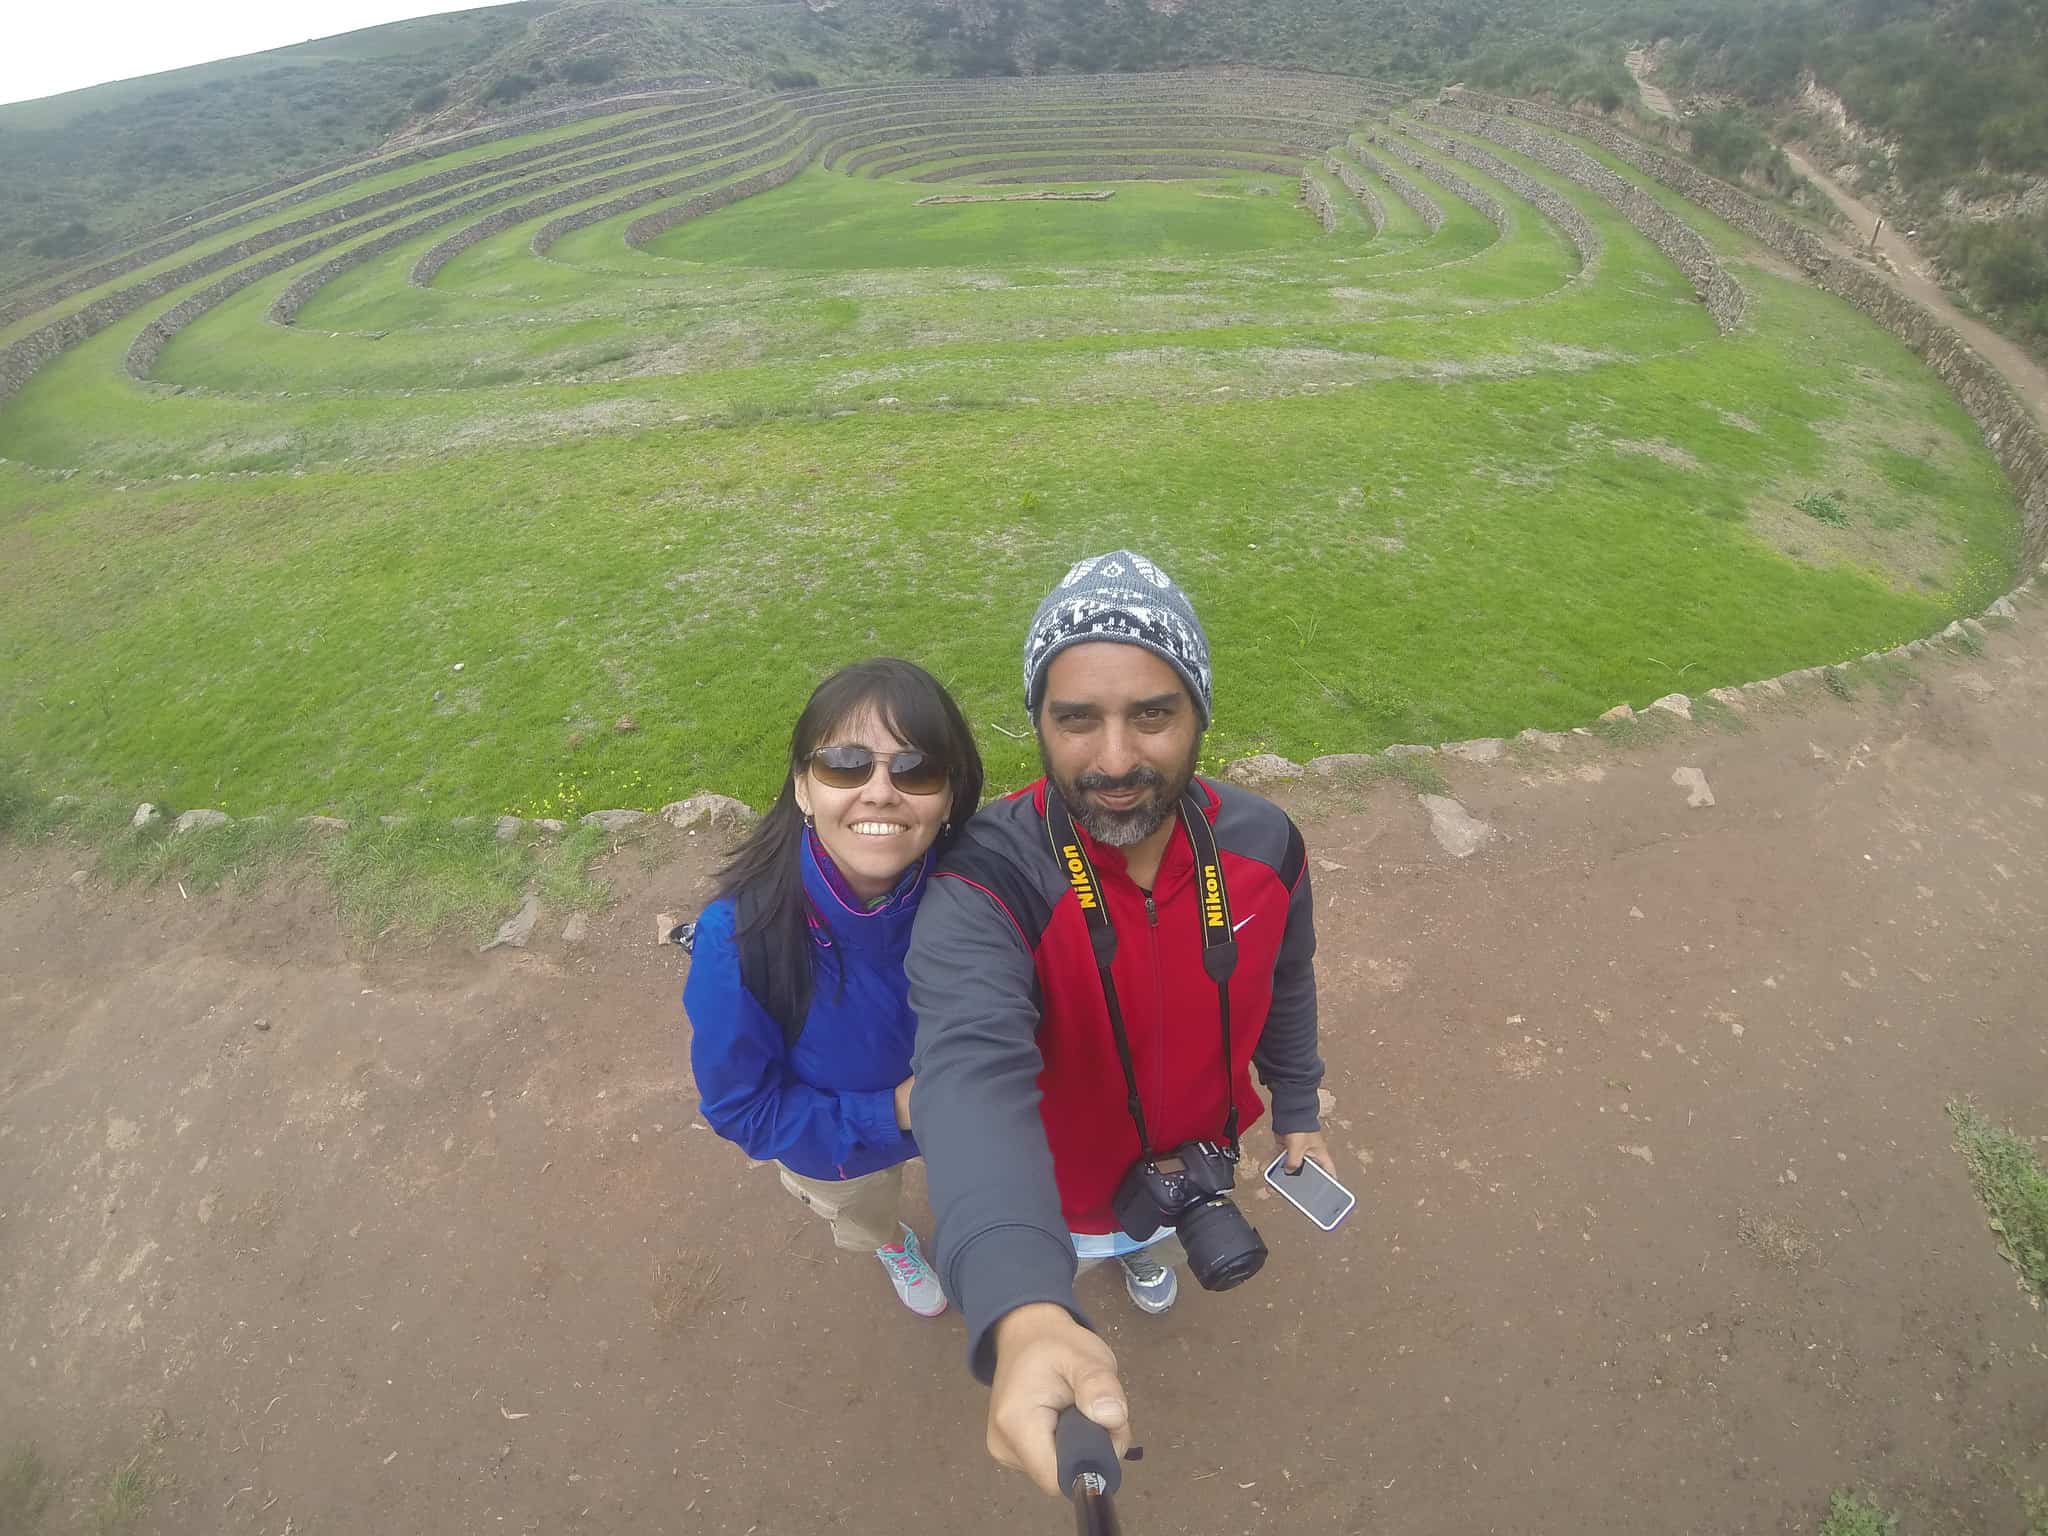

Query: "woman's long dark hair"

xmin=714 ymin=658 xmax=984 ymax=1014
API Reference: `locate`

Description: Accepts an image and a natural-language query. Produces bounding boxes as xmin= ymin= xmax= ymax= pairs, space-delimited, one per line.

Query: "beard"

xmin=1040 ymin=732 xmax=1203 ymax=848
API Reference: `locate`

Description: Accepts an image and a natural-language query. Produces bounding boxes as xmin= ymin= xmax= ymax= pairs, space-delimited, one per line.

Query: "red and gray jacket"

xmin=907 ymin=775 xmax=1322 ymax=1379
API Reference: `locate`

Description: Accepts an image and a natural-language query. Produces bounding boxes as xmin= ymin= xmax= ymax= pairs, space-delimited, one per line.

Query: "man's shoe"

xmin=876 ymin=1226 xmax=948 ymax=1318
xmin=1119 ymin=1250 xmax=1178 ymax=1315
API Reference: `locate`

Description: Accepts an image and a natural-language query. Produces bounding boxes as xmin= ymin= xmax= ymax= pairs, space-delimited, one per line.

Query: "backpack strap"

xmin=734 ymin=883 xmax=815 ymax=1050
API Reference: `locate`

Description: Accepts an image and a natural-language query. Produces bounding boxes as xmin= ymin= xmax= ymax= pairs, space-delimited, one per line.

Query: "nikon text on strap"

xmin=1043 ymin=784 xmax=1242 ymax=1157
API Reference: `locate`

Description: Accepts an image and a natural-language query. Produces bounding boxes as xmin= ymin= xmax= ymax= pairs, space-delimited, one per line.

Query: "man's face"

xmin=1036 ymin=642 xmax=1203 ymax=847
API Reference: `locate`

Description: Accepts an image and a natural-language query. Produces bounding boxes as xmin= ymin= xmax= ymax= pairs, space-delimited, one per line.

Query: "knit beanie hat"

xmin=1023 ymin=551 xmax=1213 ymax=726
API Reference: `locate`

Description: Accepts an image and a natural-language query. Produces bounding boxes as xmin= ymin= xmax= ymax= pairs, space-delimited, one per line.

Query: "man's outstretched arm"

xmin=908 ymin=872 xmax=1132 ymax=1492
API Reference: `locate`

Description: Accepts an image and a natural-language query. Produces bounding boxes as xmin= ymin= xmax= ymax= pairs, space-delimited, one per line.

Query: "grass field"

xmin=0 ymin=76 xmax=2023 ymax=822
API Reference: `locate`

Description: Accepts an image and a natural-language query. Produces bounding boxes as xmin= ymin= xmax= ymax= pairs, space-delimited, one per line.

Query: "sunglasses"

xmin=805 ymin=745 xmax=950 ymax=796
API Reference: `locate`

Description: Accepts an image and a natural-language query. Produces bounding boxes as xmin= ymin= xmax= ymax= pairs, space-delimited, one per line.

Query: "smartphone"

xmin=1263 ymin=1151 xmax=1357 ymax=1231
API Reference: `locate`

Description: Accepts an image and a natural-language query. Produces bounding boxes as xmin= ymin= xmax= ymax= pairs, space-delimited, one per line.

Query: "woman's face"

xmin=793 ymin=706 xmax=953 ymax=903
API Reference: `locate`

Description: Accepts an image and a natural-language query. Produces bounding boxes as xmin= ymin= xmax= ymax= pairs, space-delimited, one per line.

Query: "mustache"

xmin=1076 ymin=766 xmax=1166 ymax=794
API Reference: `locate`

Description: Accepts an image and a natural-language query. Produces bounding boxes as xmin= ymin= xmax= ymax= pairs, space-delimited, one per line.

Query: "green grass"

xmin=1818 ymin=1490 xmax=1898 ymax=1536
xmin=0 ymin=1444 xmax=51 ymax=1532
xmin=647 ymin=169 xmax=1321 ymax=267
xmin=1948 ymin=1100 xmax=2048 ymax=1303
xmin=0 ymin=765 xmax=615 ymax=940
xmin=0 ymin=86 xmax=2026 ymax=819
xmin=86 ymin=1455 xmax=157 ymax=1536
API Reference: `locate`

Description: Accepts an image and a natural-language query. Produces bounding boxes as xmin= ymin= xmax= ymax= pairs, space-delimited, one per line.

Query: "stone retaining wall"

xmin=1302 ymin=172 xmax=1338 ymax=233
xmin=1348 ymin=143 xmax=1442 ymax=233
xmin=0 ymin=77 xmax=728 ymax=304
xmin=863 ymin=135 xmax=1315 ymax=180
xmin=1813 ymin=261 xmax=2048 ymax=564
xmin=623 ymin=140 xmax=820 ymax=248
xmin=405 ymin=120 xmax=804 ymax=286
xmin=1441 ymin=93 xmax=1834 ymax=271
xmin=1362 ymin=131 xmax=1509 ymax=235
xmin=1437 ymin=97 xmax=2046 ymax=564
xmin=8 ymin=114 xmax=798 ymax=400
xmin=1398 ymin=124 xmax=1601 ymax=270
xmin=0 ymin=90 xmax=744 ymax=333
xmin=907 ymin=152 xmax=1300 ymax=184
xmin=1324 ymin=155 xmax=1385 ymax=235
xmin=1410 ymin=106 xmax=1743 ymax=331
xmin=3 ymin=107 xmax=781 ymax=406
xmin=823 ymin=109 xmax=1339 ymax=171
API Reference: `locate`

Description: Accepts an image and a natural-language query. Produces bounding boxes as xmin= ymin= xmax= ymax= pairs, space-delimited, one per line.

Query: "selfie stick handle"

xmin=1055 ymin=1407 xmax=1123 ymax=1536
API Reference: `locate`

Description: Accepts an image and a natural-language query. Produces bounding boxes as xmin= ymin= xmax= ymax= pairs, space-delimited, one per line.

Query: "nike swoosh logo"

xmin=1231 ymin=913 xmax=1256 ymax=934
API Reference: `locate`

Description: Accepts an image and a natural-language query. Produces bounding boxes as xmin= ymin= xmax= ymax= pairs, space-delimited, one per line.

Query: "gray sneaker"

xmin=876 ymin=1225 xmax=948 ymax=1318
xmin=1118 ymin=1250 xmax=1178 ymax=1315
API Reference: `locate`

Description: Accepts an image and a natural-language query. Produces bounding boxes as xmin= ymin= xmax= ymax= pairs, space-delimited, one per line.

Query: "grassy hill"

xmin=0 ymin=0 xmax=1542 ymax=291
xmin=1464 ymin=0 xmax=2048 ymax=350
xmin=0 ymin=71 xmax=2025 ymax=818
xmin=11 ymin=0 xmax=2043 ymax=302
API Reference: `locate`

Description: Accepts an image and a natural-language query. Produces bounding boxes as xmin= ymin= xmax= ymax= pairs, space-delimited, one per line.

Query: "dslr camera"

xmin=1111 ymin=1139 xmax=1267 ymax=1291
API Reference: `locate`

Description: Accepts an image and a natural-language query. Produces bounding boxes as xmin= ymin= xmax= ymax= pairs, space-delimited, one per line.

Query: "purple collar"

xmin=801 ymin=829 xmax=932 ymax=932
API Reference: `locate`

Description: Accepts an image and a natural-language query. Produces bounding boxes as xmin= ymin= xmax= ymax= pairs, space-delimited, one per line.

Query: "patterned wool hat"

xmin=1023 ymin=550 xmax=1213 ymax=726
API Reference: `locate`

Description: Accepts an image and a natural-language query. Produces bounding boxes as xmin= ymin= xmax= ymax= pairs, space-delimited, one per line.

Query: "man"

xmin=907 ymin=550 xmax=1332 ymax=1495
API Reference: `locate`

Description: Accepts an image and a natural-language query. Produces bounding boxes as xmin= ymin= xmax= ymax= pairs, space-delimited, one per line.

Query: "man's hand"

xmin=988 ymin=1303 xmax=1132 ymax=1496
xmin=1277 ymin=1128 xmax=1336 ymax=1176
xmin=893 ymin=1076 xmax=915 ymax=1132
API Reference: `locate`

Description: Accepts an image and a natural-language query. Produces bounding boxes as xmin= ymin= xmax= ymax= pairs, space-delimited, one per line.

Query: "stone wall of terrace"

xmin=1411 ymin=106 xmax=1743 ymax=331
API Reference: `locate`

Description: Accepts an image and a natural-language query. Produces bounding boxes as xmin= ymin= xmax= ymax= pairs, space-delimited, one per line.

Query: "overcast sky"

xmin=1 ymin=1 xmax=485 ymax=108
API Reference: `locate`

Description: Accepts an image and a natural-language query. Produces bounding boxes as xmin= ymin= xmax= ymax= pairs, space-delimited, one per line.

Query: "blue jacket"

xmin=684 ymin=833 xmax=925 ymax=1181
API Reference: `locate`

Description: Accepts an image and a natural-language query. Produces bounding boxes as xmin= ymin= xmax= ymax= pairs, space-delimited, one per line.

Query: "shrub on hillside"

xmin=764 ymin=68 xmax=820 ymax=89
xmin=485 ymin=74 xmax=539 ymax=104
xmin=562 ymin=53 xmax=624 ymax=85
xmin=1948 ymin=219 xmax=2048 ymax=313
xmin=27 ymin=219 xmax=94 ymax=259
xmin=411 ymin=84 xmax=450 ymax=112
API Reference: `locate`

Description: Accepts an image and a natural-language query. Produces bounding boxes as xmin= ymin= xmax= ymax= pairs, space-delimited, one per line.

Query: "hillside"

xmin=0 ymin=0 xmax=1552 ymax=291
xmin=3 ymin=0 xmax=2043 ymax=335
xmin=1466 ymin=0 xmax=2048 ymax=353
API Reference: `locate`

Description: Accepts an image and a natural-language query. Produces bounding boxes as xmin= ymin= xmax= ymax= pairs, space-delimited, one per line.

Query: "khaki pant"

xmin=1074 ymin=1232 xmax=1187 ymax=1276
xmin=778 ymin=1163 xmax=905 ymax=1253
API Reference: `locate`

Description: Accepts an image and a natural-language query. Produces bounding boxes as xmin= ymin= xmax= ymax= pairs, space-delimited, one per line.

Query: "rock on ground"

xmin=1419 ymin=794 xmax=1495 ymax=858
xmin=1672 ymin=767 xmax=1716 ymax=807
xmin=481 ymin=895 xmax=541 ymax=952
xmin=1309 ymin=753 xmax=1381 ymax=777
xmin=1648 ymin=693 xmax=1693 ymax=721
xmin=173 ymin=809 xmax=230 ymax=835
xmin=1223 ymin=753 xmax=1306 ymax=787
xmin=582 ymin=809 xmax=653 ymax=834
xmin=660 ymin=794 xmax=758 ymax=832
xmin=1442 ymin=738 xmax=1504 ymax=764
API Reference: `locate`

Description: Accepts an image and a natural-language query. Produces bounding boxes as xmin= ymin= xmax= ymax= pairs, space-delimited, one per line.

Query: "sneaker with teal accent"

xmin=1119 ymin=1250 xmax=1178 ymax=1315
xmin=876 ymin=1225 xmax=948 ymax=1318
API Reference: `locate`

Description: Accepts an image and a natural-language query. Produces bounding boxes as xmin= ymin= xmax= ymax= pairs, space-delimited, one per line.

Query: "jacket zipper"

xmin=1144 ymin=891 xmax=1165 ymax=1130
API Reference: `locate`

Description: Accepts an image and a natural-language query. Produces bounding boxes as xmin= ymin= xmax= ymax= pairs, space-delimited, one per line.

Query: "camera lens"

xmin=1176 ymin=1195 xmax=1267 ymax=1292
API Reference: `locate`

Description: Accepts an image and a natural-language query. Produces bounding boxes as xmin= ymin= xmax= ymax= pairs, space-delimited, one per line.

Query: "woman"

xmin=683 ymin=657 xmax=983 ymax=1316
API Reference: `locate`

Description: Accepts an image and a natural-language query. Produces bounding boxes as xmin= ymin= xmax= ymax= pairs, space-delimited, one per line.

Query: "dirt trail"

xmin=1624 ymin=46 xmax=2048 ymax=430
xmin=1623 ymin=49 xmax=1676 ymax=121
xmin=4 ymin=587 xmax=2047 ymax=1535
xmin=1777 ymin=143 xmax=2048 ymax=428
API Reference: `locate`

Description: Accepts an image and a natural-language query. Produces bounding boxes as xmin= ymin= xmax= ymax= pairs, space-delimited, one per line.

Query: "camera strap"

xmin=1043 ymin=784 xmax=1242 ymax=1158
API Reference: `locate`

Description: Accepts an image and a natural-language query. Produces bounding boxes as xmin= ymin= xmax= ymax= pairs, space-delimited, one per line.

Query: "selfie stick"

xmin=1054 ymin=1407 xmax=1124 ymax=1536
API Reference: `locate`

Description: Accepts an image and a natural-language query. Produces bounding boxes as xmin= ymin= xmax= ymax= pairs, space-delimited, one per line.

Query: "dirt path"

xmin=1777 ymin=143 xmax=2048 ymax=428
xmin=4 ymin=585 xmax=2047 ymax=1535
xmin=1623 ymin=45 xmax=2048 ymax=431
xmin=1623 ymin=49 xmax=1676 ymax=121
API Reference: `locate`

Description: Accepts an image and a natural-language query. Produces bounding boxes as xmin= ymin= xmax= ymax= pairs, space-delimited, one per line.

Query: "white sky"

xmin=0 ymin=2 xmax=487 ymax=108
